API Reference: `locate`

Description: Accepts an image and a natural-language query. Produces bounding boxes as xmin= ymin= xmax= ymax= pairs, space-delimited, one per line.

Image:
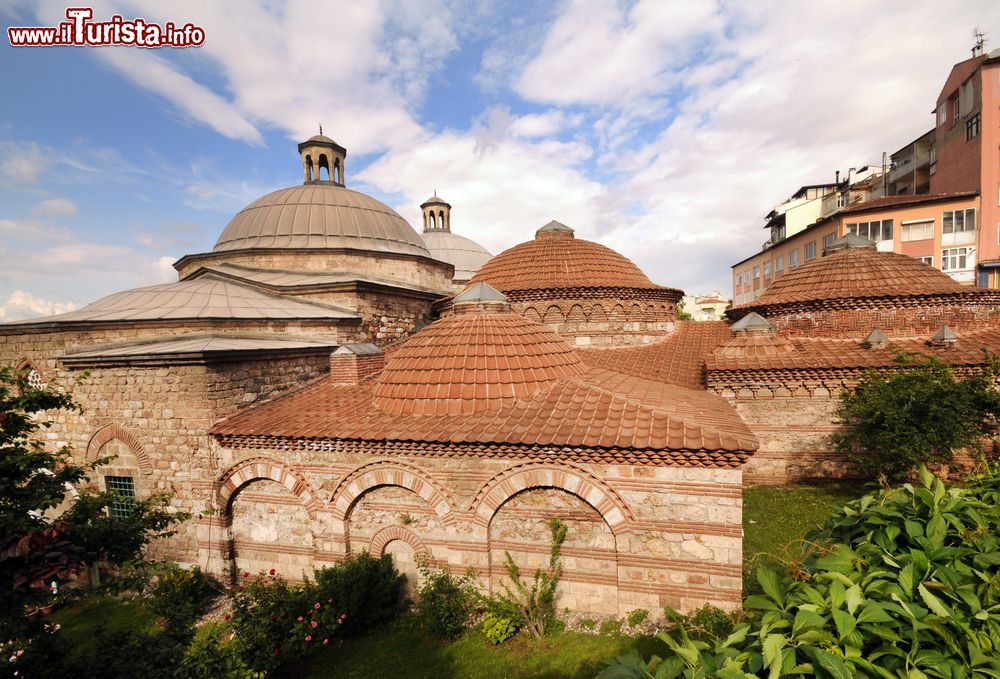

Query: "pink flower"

xmin=243 ymin=572 xmax=250 ymax=579
xmin=269 ymin=568 xmax=276 ymax=576
xmin=305 ymin=635 xmax=312 ymax=642
xmin=237 ymin=585 xmax=244 ymax=592
xmin=323 ymin=639 xmax=329 ymax=646
xmin=224 ymin=614 xmax=231 ymax=621
xmin=314 ymin=602 xmax=321 ymax=609
xmin=311 ymin=621 xmax=318 ymax=628
xmin=297 ymin=616 xmax=304 ymax=622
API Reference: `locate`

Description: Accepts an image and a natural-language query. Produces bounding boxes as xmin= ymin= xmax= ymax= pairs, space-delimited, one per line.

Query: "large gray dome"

xmin=421 ymin=230 xmax=492 ymax=282
xmin=214 ymin=184 xmax=431 ymax=258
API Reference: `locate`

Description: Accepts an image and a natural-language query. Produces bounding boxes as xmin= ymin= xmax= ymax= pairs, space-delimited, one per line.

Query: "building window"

xmin=937 ymin=101 xmax=946 ymax=127
xmin=763 ymin=261 xmax=771 ymax=276
xmin=735 ymin=273 xmax=742 ymax=285
xmin=917 ymin=256 xmax=933 ymax=266
xmin=753 ymin=266 xmax=760 ymax=279
xmin=775 ymin=254 xmax=784 ymax=271
xmin=967 ymin=113 xmax=981 ymax=141
xmin=106 ymin=476 xmax=136 ymax=519
xmin=941 ymin=247 xmax=972 ymax=271
xmin=789 ymin=249 xmax=800 ymax=267
xmin=804 ymin=242 xmax=817 ymax=261
xmin=822 ymin=232 xmax=837 ymax=250
xmin=943 ymin=208 xmax=976 ymax=234
xmin=846 ymin=219 xmax=893 ymax=241
xmin=902 ymin=220 xmax=934 ymax=242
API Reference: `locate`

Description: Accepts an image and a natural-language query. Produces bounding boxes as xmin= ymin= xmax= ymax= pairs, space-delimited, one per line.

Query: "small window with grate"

xmin=106 ymin=476 xmax=136 ymax=518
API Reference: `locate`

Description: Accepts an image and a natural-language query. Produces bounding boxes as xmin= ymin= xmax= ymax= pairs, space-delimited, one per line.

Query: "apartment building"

xmin=733 ymin=46 xmax=1000 ymax=303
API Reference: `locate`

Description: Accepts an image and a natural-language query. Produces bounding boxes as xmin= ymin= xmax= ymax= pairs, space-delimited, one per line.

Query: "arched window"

xmin=333 ymin=158 xmax=342 ymax=184
xmin=318 ymin=154 xmax=330 ymax=181
xmin=305 ymin=154 xmax=315 ymax=181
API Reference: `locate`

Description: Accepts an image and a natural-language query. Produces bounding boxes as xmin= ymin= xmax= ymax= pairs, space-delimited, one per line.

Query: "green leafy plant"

xmin=578 ymin=617 xmax=597 ymax=631
xmin=598 ymin=466 xmax=1000 ymax=678
xmin=399 ymin=513 xmax=414 ymax=526
xmin=833 ymin=353 xmax=1000 ymax=481
xmin=598 ymin=618 xmax=623 ymax=637
xmin=497 ymin=518 xmax=567 ymax=639
xmin=178 ymin=624 xmax=263 ymax=679
xmin=148 ymin=564 xmax=220 ymax=634
xmin=626 ymin=608 xmax=649 ymax=628
xmin=482 ymin=611 xmax=518 ymax=645
xmin=414 ymin=563 xmax=475 ymax=639
xmin=307 ymin=551 xmax=404 ymax=637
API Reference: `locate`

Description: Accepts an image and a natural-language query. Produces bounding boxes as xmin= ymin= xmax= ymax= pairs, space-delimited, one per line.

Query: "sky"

xmin=1 ymin=0 xmax=999 ymax=321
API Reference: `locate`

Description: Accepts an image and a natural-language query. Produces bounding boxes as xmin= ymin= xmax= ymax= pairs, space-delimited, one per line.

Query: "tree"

xmin=0 ymin=366 xmax=187 ymax=632
xmin=499 ymin=517 xmax=567 ymax=639
xmin=677 ymin=299 xmax=694 ymax=321
xmin=832 ymin=352 xmax=1000 ymax=481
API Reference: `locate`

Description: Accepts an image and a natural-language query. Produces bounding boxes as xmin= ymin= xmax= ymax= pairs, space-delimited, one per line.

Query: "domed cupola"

xmin=372 ymin=283 xmax=584 ymax=416
xmin=298 ymin=125 xmax=346 ymax=186
xmin=730 ymin=234 xmax=1000 ymax=338
xmin=460 ymin=221 xmax=684 ymax=347
xmin=418 ymin=191 xmax=493 ymax=286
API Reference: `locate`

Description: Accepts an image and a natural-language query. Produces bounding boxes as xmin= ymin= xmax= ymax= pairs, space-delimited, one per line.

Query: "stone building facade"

xmin=1 ymin=134 xmax=760 ymax=618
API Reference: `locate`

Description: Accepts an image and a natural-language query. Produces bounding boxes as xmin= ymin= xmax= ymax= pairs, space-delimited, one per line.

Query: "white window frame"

xmin=846 ymin=219 xmax=894 ymax=242
xmin=917 ymin=255 xmax=933 ymax=266
xmin=943 ymin=208 xmax=976 ymax=234
xmin=941 ymin=247 xmax=972 ymax=272
xmin=804 ymin=241 xmax=817 ymax=261
xmin=736 ymin=272 xmax=742 ymax=285
xmin=789 ymin=249 xmax=800 ymax=267
xmin=763 ymin=261 xmax=771 ymax=276
xmin=775 ymin=254 xmax=784 ymax=271
xmin=753 ymin=266 xmax=760 ymax=279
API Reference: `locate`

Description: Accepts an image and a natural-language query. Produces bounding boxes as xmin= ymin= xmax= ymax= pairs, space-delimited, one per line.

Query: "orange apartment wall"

xmin=979 ymin=63 xmax=1000 ymax=266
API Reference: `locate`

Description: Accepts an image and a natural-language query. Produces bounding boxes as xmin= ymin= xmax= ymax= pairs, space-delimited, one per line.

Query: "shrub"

xmin=625 ymin=608 xmax=649 ymax=628
xmin=178 ymin=624 xmax=262 ymax=679
xmin=482 ymin=611 xmax=518 ymax=645
xmin=578 ymin=617 xmax=597 ymax=631
xmin=832 ymin=353 xmax=1000 ymax=481
xmin=497 ymin=518 xmax=567 ymax=639
xmin=598 ymin=618 xmax=623 ymax=637
xmin=73 ymin=625 xmax=183 ymax=679
xmin=149 ymin=564 xmax=219 ymax=633
xmin=228 ymin=571 xmax=310 ymax=673
xmin=307 ymin=551 xmax=403 ymax=636
xmin=415 ymin=564 xmax=474 ymax=638
xmin=598 ymin=467 xmax=1000 ymax=678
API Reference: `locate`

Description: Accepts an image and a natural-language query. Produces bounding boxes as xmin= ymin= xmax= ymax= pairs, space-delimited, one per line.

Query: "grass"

xmin=281 ymin=621 xmax=659 ymax=679
xmin=742 ymin=482 xmax=868 ymax=593
xmin=50 ymin=594 xmax=161 ymax=663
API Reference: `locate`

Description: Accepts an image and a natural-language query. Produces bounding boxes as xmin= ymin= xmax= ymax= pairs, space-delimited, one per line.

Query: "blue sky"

xmin=1 ymin=0 xmax=998 ymax=320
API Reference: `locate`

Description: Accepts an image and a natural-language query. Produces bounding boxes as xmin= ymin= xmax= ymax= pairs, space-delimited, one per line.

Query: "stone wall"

xmin=201 ymin=447 xmax=744 ymax=616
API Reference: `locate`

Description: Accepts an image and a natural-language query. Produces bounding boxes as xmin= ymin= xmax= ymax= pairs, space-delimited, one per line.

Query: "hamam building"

xmin=1 ymin=135 xmax=754 ymax=616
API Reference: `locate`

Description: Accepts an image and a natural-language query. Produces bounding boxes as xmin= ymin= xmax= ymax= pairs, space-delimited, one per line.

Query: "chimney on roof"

xmin=930 ymin=325 xmax=959 ymax=348
xmin=835 ymin=170 xmax=840 ymax=184
xmin=861 ymin=328 xmax=889 ymax=350
xmin=330 ymin=343 xmax=384 ymax=385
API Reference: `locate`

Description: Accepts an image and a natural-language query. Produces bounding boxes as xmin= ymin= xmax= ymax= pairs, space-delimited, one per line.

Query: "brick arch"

xmin=330 ymin=460 xmax=458 ymax=525
xmin=522 ymin=306 xmax=541 ymax=321
xmin=542 ymin=305 xmax=565 ymax=324
xmin=369 ymin=525 xmax=430 ymax=558
xmin=567 ymin=304 xmax=587 ymax=321
xmin=86 ymin=423 xmax=152 ymax=475
xmin=471 ymin=462 xmax=633 ymax=535
xmin=590 ymin=304 xmax=607 ymax=322
xmin=217 ymin=456 xmax=321 ymax=517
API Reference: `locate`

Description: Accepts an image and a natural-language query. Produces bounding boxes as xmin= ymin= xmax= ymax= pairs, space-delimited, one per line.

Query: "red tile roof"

xmin=707 ymin=327 xmax=1000 ymax=372
xmin=750 ymin=246 xmax=965 ymax=308
xmin=212 ymin=365 xmax=756 ymax=454
xmin=468 ymin=229 xmax=674 ymax=293
xmin=577 ymin=321 xmax=732 ymax=388
xmin=371 ymin=309 xmax=585 ymax=416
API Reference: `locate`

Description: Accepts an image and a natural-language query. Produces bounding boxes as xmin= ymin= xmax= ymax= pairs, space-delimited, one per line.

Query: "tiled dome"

xmin=372 ymin=290 xmax=585 ymax=416
xmin=213 ymin=184 xmax=431 ymax=257
xmin=467 ymin=221 xmax=669 ymax=292
xmin=753 ymin=245 xmax=965 ymax=307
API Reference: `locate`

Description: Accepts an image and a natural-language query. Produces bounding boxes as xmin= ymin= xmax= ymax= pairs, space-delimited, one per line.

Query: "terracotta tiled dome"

xmin=754 ymin=245 xmax=965 ymax=307
xmin=467 ymin=221 xmax=667 ymax=292
xmin=372 ymin=291 xmax=585 ymax=416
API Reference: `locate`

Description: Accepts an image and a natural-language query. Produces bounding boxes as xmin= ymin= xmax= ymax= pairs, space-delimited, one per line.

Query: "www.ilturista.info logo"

xmin=8 ymin=7 xmax=205 ymax=48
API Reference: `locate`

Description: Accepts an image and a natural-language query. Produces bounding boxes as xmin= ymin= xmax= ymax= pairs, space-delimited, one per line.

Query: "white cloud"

xmin=0 ymin=141 xmax=44 ymax=184
xmin=0 ymin=290 xmax=78 ymax=322
xmin=0 ymin=218 xmax=73 ymax=241
xmin=32 ymin=197 xmax=77 ymax=217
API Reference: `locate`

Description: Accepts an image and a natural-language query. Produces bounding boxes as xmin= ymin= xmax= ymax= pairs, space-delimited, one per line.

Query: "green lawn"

xmin=49 ymin=483 xmax=867 ymax=677
xmin=742 ymin=483 xmax=867 ymax=593
xmin=282 ymin=623 xmax=659 ymax=679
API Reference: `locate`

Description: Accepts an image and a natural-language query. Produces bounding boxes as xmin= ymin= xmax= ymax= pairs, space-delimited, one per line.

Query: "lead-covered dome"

xmin=213 ymin=184 xmax=431 ymax=258
xmin=468 ymin=221 xmax=669 ymax=292
xmin=421 ymin=231 xmax=492 ymax=282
